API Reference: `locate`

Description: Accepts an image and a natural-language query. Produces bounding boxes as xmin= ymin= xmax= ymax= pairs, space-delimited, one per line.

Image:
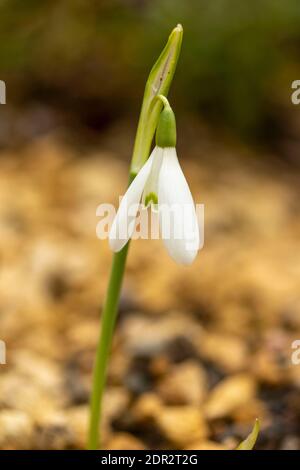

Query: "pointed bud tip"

xmin=170 ymin=24 xmax=183 ymax=39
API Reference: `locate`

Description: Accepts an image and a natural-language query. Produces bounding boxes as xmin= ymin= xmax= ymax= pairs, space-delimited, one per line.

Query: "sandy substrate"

xmin=0 ymin=135 xmax=299 ymax=449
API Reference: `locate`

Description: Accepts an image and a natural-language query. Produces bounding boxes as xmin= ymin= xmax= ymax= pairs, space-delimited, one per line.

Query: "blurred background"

xmin=0 ymin=0 xmax=300 ymax=450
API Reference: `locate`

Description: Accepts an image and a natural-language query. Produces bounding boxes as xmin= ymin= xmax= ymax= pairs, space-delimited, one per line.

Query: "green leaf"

xmin=236 ymin=419 xmax=260 ymax=450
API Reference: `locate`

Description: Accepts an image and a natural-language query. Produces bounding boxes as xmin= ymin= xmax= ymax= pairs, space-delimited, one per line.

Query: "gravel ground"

xmin=0 ymin=133 xmax=299 ymax=449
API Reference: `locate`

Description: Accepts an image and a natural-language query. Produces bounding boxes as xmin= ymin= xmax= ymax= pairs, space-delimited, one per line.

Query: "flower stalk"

xmin=87 ymin=25 xmax=183 ymax=450
xmin=87 ymin=242 xmax=130 ymax=450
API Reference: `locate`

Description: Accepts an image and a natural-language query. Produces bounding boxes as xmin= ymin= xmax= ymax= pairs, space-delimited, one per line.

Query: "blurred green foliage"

xmin=1 ymin=0 xmax=300 ymax=139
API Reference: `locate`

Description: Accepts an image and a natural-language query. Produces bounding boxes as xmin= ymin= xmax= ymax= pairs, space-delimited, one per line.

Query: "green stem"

xmin=88 ymin=170 xmax=136 ymax=450
xmin=87 ymin=242 xmax=130 ymax=450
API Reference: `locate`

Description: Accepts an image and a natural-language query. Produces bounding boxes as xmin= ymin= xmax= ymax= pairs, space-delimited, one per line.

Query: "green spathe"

xmin=130 ymin=24 xmax=182 ymax=174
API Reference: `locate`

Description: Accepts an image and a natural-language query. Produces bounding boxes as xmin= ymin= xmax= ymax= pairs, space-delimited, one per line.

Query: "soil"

xmin=0 ymin=130 xmax=299 ymax=450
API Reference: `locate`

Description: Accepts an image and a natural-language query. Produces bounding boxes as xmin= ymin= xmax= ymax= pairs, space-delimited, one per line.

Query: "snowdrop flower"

xmin=109 ymin=96 xmax=199 ymax=265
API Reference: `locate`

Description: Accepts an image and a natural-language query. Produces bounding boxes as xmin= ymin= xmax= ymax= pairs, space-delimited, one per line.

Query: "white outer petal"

xmin=158 ymin=148 xmax=199 ymax=265
xmin=109 ymin=151 xmax=154 ymax=252
xmin=142 ymin=146 xmax=163 ymax=205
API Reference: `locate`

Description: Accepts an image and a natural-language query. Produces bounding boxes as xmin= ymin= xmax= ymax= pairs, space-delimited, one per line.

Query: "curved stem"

xmin=156 ymin=94 xmax=171 ymax=109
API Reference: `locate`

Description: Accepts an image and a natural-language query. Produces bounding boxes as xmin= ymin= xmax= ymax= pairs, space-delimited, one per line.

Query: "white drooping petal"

xmin=109 ymin=151 xmax=154 ymax=252
xmin=158 ymin=148 xmax=199 ymax=265
xmin=142 ymin=146 xmax=164 ymax=206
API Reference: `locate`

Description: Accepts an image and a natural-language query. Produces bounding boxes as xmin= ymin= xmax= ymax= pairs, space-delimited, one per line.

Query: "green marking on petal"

xmin=145 ymin=192 xmax=158 ymax=207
